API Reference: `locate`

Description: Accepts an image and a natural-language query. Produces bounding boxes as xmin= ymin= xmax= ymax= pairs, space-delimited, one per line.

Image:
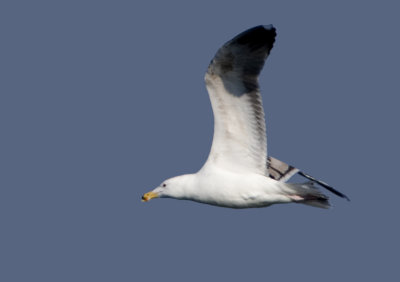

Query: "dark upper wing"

xmin=267 ymin=156 xmax=299 ymax=182
xmin=267 ymin=156 xmax=350 ymax=200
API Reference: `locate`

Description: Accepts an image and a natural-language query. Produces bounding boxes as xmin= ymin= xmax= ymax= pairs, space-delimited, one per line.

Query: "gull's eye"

xmin=162 ymin=183 xmax=166 ymax=187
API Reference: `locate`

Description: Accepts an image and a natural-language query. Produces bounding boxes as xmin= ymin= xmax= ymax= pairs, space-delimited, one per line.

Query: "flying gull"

xmin=142 ymin=25 xmax=349 ymax=208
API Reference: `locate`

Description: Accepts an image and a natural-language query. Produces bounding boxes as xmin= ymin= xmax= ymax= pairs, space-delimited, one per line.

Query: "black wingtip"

xmin=207 ymin=25 xmax=278 ymax=97
xmin=298 ymin=171 xmax=350 ymax=201
xmin=232 ymin=25 xmax=277 ymax=51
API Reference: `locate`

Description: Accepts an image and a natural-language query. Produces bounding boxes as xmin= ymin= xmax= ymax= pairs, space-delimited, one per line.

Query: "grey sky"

xmin=1 ymin=1 xmax=399 ymax=281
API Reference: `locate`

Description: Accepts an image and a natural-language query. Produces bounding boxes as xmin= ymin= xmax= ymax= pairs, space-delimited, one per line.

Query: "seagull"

xmin=142 ymin=25 xmax=349 ymax=209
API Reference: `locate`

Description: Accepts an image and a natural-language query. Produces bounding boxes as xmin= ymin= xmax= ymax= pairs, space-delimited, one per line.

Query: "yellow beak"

xmin=141 ymin=191 xmax=159 ymax=202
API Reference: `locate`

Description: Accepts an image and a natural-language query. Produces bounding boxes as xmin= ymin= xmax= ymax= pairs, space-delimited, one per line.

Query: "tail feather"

xmin=285 ymin=182 xmax=330 ymax=209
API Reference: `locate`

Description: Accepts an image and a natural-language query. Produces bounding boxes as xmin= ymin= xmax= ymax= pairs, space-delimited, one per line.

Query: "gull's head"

xmin=142 ymin=175 xmax=192 ymax=202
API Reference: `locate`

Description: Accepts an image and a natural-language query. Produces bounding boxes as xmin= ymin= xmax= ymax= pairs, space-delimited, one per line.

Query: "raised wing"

xmin=203 ymin=25 xmax=276 ymax=175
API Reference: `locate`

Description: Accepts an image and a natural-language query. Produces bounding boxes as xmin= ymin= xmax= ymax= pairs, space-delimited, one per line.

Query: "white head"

xmin=142 ymin=174 xmax=194 ymax=202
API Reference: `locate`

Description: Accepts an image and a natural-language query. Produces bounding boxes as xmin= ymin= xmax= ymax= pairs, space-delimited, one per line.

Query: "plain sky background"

xmin=1 ymin=1 xmax=399 ymax=281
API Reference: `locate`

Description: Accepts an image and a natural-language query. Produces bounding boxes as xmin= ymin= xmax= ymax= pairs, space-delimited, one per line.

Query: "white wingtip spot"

xmin=263 ymin=24 xmax=274 ymax=30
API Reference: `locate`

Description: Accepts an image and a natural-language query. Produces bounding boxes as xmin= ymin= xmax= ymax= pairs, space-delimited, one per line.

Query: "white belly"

xmin=188 ymin=168 xmax=291 ymax=208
